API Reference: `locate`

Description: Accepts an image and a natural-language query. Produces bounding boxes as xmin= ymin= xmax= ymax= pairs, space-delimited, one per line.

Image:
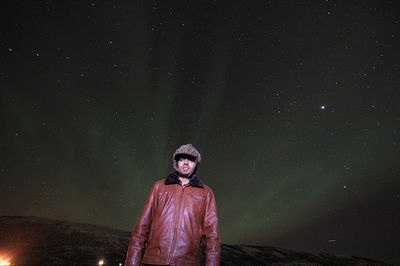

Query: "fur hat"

xmin=172 ymin=144 xmax=201 ymax=171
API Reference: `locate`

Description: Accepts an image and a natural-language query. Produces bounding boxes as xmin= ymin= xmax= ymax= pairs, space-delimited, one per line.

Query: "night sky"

xmin=1 ymin=0 xmax=400 ymax=264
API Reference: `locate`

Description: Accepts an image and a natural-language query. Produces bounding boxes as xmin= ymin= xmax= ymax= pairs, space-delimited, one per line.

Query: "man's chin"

xmin=178 ymin=171 xmax=192 ymax=178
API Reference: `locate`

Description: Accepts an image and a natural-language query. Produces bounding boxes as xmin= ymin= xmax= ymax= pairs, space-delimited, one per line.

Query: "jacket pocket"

xmin=191 ymin=195 xmax=206 ymax=200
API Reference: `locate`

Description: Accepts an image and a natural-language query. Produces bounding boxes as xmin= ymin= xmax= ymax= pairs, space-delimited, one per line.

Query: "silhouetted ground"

xmin=0 ymin=216 xmax=390 ymax=265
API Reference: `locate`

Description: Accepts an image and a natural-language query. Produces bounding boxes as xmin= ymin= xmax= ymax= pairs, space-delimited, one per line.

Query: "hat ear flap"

xmin=173 ymin=158 xmax=179 ymax=171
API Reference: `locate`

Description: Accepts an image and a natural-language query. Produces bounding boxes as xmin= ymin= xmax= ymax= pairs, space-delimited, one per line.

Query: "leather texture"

xmin=125 ymin=179 xmax=220 ymax=266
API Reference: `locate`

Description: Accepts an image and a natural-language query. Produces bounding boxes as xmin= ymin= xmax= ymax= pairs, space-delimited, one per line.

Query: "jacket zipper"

xmin=167 ymin=186 xmax=185 ymax=264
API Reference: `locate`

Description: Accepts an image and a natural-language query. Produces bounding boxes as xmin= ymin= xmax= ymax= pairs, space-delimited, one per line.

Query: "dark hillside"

xmin=0 ymin=216 xmax=389 ymax=266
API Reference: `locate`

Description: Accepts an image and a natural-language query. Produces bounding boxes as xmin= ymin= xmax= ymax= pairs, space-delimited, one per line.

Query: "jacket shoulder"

xmin=153 ymin=179 xmax=166 ymax=189
xmin=202 ymin=183 xmax=215 ymax=194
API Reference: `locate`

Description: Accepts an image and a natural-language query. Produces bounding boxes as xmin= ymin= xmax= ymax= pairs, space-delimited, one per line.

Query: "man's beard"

xmin=177 ymin=170 xmax=192 ymax=178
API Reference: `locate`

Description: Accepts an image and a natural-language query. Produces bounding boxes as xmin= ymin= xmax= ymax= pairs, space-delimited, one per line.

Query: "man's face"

xmin=177 ymin=155 xmax=196 ymax=177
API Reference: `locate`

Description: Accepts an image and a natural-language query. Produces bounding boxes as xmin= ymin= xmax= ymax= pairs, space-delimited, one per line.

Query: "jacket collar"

xmin=164 ymin=171 xmax=204 ymax=188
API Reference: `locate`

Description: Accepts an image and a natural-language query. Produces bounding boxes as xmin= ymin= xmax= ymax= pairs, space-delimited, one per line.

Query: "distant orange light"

xmin=98 ymin=259 xmax=104 ymax=265
xmin=0 ymin=258 xmax=10 ymax=265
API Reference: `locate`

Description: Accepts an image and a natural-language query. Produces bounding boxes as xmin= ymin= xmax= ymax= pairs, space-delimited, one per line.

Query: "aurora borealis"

xmin=1 ymin=0 xmax=399 ymax=264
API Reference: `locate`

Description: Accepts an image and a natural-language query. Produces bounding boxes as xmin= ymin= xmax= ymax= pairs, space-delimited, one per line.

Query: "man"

xmin=125 ymin=144 xmax=220 ymax=266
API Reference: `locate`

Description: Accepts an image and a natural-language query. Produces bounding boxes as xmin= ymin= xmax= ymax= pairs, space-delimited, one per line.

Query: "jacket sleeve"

xmin=124 ymin=182 xmax=158 ymax=266
xmin=203 ymin=188 xmax=221 ymax=266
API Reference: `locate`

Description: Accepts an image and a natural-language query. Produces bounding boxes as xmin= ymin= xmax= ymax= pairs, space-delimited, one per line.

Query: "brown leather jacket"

xmin=125 ymin=174 xmax=220 ymax=266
